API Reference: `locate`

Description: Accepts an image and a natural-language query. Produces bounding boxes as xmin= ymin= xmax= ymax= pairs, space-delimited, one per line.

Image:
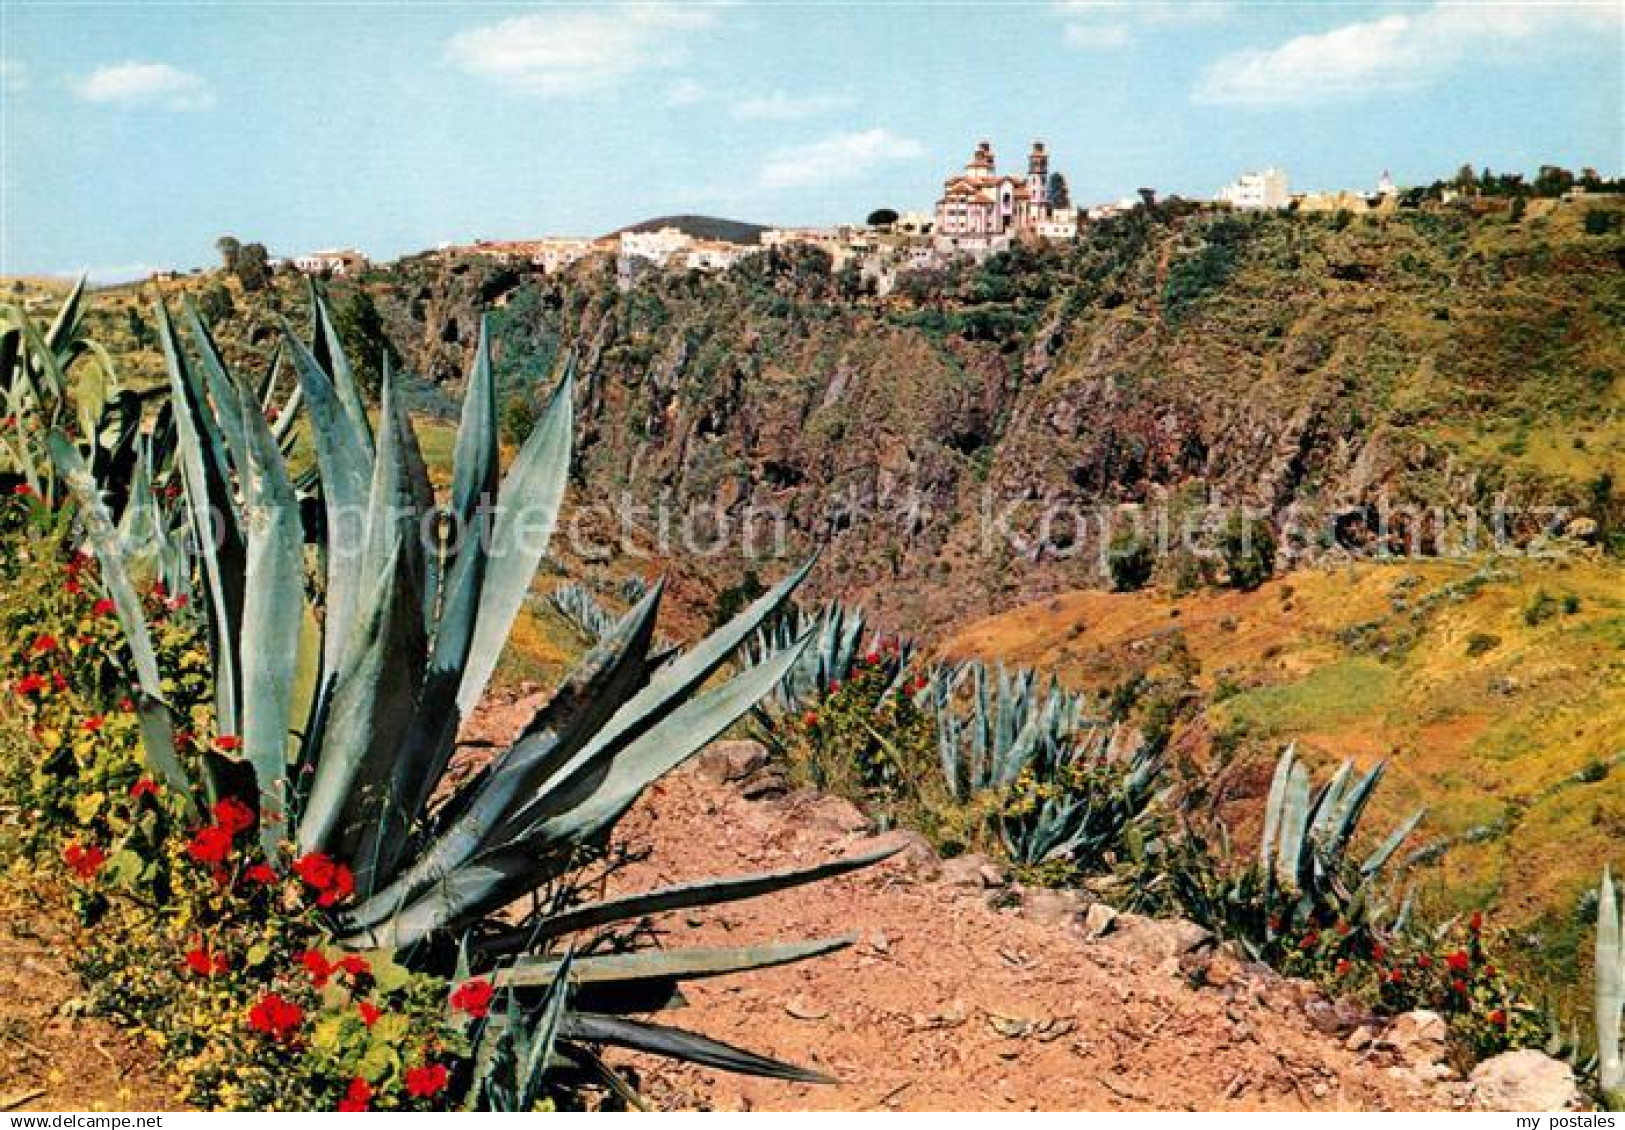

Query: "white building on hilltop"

xmin=1217 ymin=167 xmax=1290 ymax=211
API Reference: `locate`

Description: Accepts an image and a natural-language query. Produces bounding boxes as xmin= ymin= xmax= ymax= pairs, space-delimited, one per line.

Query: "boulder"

xmin=939 ymin=853 xmax=1008 ymax=890
xmin=804 ymin=795 xmax=873 ymax=836
xmin=1097 ymin=912 xmax=1213 ymax=964
xmin=1021 ymin=888 xmax=1089 ymax=928
xmin=695 ymin=740 xmax=770 ymax=783
xmin=1380 ymin=1010 xmax=1449 ymax=1068
xmin=1469 ymin=1050 xmax=1579 ymax=1112
xmin=863 ymin=829 xmax=941 ymax=881
xmin=1081 ymin=903 xmax=1119 ymax=939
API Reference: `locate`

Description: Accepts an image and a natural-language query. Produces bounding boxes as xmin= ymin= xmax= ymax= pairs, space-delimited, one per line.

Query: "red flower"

xmin=298 ymin=949 xmax=333 ymax=988
xmin=1415 ymin=953 xmax=1432 ymax=969
xmin=16 ymin=673 xmax=46 ymax=696
xmin=450 ymin=977 xmax=494 ymax=1019
xmin=12 ymin=483 xmax=35 ymax=498
xmin=1469 ymin=910 xmax=1484 ymax=933
xmin=64 ymin=579 xmax=82 ymax=596
xmin=187 ymin=825 xmax=233 ymax=866
xmin=1334 ymin=920 xmax=1351 ymax=937
xmin=1371 ymin=943 xmax=1387 ymax=962
xmin=1445 ymin=949 xmax=1471 ymax=974
xmin=214 ymin=734 xmax=242 ymax=753
xmin=357 ymin=1001 xmax=382 ymax=1028
xmin=1388 ymin=967 xmax=1405 ymax=984
xmin=118 ymin=697 xmax=134 ymax=712
xmin=30 ymin=634 xmax=57 ymax=655
xmin=244 ymin=863 xmax=277 ymax=885
xmin=169 ymin=594 xmax=189 ymax=610
xmin=1335 ymin=959 xmax=1352 ymax=976
xmin=212 ymin=797 xmax=255 ymax=836
xmin=248 ymin=993 xmax=303 ymax=1042
xmin=63 ymin=842 xmax=106 ymax=880
xmin=1489 ymin=1008 xmax=1508 ymax=1027
xmin=128 ymin=778 xmax=159 ymax=800
xmin=1299 ymin=932 xmax=1320 ymax=950
xmin=864 ymin=651 xmax=879 ymax=665
xmin=82 ymin=715 xmax=105 ymax=733
xmin=92 ymin=598 xmax=115 ymax=616
xmin=51 ymin=672 xmax=66 ymax=691
xmin=294 ymin=852 xmax=337 ymax=889
xmin=317 ymin=863 xmax=355 ymax=908
xmin=294 ymin=852 xmax=355 ymax=907
xmin=802 ymin=711 xmax=818 ymax=726
xmin=1451 ymin=978 xmax=1468 ymax=995
xmin=827 ymin=680 xmax=841 ymax=694
xmin=337 ymin=955 xmax=371 ymax=980
xmin=405 ymin=1063 xmax=448 ymax=1099
xmin=337 ymin=1077 xmax=371 ymax=1112
xmin=184 ymin=947 xmax=227 ymax=978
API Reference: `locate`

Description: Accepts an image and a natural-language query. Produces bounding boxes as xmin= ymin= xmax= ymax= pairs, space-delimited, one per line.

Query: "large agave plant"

xmin=56 ymin=297 xmax=895 ymax=1095
xmin=1165 ymin=745 xmax=1423 ymax=957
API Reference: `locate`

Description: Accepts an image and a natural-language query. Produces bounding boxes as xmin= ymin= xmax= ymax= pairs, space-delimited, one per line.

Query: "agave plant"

xmin=548 ymin=581 xmax=616 ymax=644
xmin=57 ymin=297 xmax=893 ymax=1096
xmin=1164 ymin=745 xmax=1423 ymax=957
xmin=1 ymin=276 xmax=160 ymax=507
xmin=929 ymin=660 xmax=1093 ymax=802
xmin=997 ymin=723 xmax=1163 ymax=871
xmin=743 ymin=600 xmax=915 ymax=717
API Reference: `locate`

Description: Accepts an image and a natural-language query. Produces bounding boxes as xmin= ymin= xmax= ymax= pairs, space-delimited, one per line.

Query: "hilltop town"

xmin=206 ymin=142 xmax=1620 ymax=302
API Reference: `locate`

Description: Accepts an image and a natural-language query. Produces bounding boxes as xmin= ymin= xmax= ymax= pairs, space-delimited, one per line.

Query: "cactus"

xmin=57 ymin=298 xmax=896 ymax=1093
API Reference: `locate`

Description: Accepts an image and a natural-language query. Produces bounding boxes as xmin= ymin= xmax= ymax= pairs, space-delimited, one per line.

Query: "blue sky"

xmin=2 ymin=1 xmax=1621 ymax=278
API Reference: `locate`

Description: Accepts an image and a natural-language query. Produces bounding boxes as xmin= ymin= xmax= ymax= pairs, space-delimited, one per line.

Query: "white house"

xmin=1217 ymin=167 xmax=1290 ymax=211
xmin=291 ymin=248 xmax=369 ymax=276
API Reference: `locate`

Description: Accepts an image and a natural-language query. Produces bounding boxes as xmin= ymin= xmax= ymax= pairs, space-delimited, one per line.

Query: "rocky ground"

xmin=462 ymin=693 xmax=1580 ymax=1112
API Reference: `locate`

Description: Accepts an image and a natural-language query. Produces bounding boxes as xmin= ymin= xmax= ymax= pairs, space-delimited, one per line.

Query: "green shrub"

xmin=1219 ymin=515 xmax=1276 ymax=591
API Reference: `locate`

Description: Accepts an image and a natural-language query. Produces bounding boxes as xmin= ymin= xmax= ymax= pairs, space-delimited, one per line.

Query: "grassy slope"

xmin=944 ymin=553 xmax=1625 ymax=985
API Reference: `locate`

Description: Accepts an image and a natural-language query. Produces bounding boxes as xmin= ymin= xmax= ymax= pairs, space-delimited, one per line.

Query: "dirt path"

xmin=595 ymin=759 xmax=1462 ymax=1112
xmin=0 ymin=880 xmax=178 ymax=1112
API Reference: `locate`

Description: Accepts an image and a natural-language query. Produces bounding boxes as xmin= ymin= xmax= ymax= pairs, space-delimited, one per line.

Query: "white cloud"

xmin=445 ymin=4 xmax=717 ymax=95
xmin=732 ymin=90 xmax=855 ymax=121
xmin=758 ymin=128 xmax=925 ymax=190
xmin=73 ymin=62 xmax=212 ymax=109
xmin=1057 ymin=1 xmax=1232 ymax=50
xmin=1196 ymin=1 xmax=1620 ymax=106
xmin=2 ymin=59 xmax=27 ymax=94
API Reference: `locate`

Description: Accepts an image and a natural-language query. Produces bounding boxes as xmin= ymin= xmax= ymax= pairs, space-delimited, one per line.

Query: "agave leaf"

xmin=1359 ymin=807 xmax=1426 ymax=879
xmin=43 ymin=274 xmax=86 ymax=356
xmin=494 ymin=936 xmax=855 ymax=989
xmin=310 ymin=287 xmax=373 ymax=452
xmin=478 ymin=846 xmax=901 ymax=951
xmin=234 ymin=374 xmax=306 ymax=859
xmin=1601 ymin=868 xmax=1624 ymax=1092
xmin=1274 ymin=756 xmax=1312 ymax=885
xmin=455 ymin=370 xmax=575 ymax=718
xmin=156 ymin=301 xmax=246 ymax=738
xmin=182 ymin=298 xmax=251 ymax=479
xmin=47 ymin=432 xmax=194 ymax=808
xmin=449 ymin=317 xmax=499 ymax=541
xmin=280 ymin=323 xmax=372 ymax=683
xmin=560 ymin=1014 xmax=833 ymax=1084
xmin=1260 ymin=745 xmax=1294 ymax=870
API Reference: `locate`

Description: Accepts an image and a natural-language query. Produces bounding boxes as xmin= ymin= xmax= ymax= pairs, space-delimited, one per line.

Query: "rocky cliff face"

xmin=372 ymin=202 xmax=1623 ymax=631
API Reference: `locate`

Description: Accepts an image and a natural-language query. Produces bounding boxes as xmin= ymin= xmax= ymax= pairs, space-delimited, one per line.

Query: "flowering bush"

xmin=0 ymin=509 xmax=499 ymax=1111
